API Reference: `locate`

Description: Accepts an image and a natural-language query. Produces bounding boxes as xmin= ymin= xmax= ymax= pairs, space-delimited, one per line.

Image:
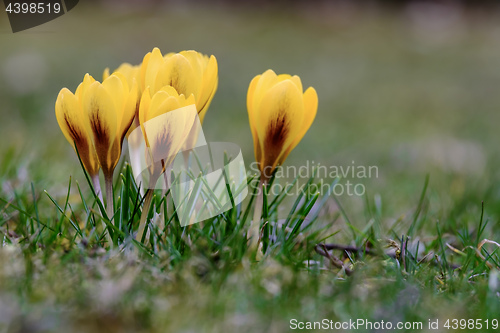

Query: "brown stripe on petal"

xmin=89 ymin=105 xmax=110 ymax=145
xmin=64 ymin=114 xmax=85 ymax=147
xmin=265 ymin=111 xmax=289 ymax=150
xmin=65 ymin=114 xmax=96 ymax=174
xmin=88 ymin=101 xmax=112 ymax=171
xmin=167 ymin=70 xmax=186 ymax=96
xmin=147 ymin=131 xmax=177 ymax=180
xmin=261 ymin=111 xmax=290 ymax=178
xmin=152 ymin=131 xmax=175 ymax=162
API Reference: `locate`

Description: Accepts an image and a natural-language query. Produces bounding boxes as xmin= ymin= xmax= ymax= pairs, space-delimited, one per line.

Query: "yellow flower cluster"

xmin=55 ymin=47 xmax=318 ymax=224
xmin=56 ymin=48 xmax=218 ymax=215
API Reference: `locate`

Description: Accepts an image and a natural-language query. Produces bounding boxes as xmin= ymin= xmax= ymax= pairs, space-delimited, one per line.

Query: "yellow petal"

xmin=302 ymin=87 xmax=318 ymax=131
xmin=158 ymin=85 xmax=179 ymax=96
xmin=179 ymin=51 xmax=205 ymax=78
xmin=102 ymin=74 xmax=127 ymax=125
xmin=279 ymin=86 xmax=318 ymax=165
xmin=147 ymin=86 xmax=179 ymax=119
xmin=252 ymin=69 xmax=279 ymax=112
xmin=56 ymin=89 xmax=81 ymax=146
xmin=154 ymin=53 xmax=197 ymax=96
xmin=141 ymin=47 xmax=164 ymax=93
xmin=122 ymin=79 xmax=139 ymax=139
xmin=140 ymin=52 xmax=151 ymax=91
xmin=139 ymin=88 xmax=152 ymax=145
xmin=149 ymin=95 xmax=182 ymax=121
xmin=55 ymin=88 xmax=99 ymax=175
xmin=83 ymin=82 xmax=119 ymax=175
xmin=184 ymin=93 xmax=196 ymax=107
xmin=255 ymin=79 xmax=305 ymax=171
xmin=103 ymin=68 xmax=110 ymax=81
xmin=75 ymin=73 xmax=96 ymax=102
xmin=276 ymin=74 xmax=292 ymax=82
xmin=147 ymin=107 xmax=191 ymax=157
xmin=288 ymin=75 xmax=303 ymax=93
xmin=247 ymin=74 xmax=263 ymax=168
xmin=114 ymin=63 xmax=140 ymax=87
xmin=247 ymin=74 xmax=261 ymax=115
xmin=197 ymin=55 xmax=218 ymax=119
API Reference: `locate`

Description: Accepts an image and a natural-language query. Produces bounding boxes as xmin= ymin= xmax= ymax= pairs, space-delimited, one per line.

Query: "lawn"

xmin=1 ymin=1 xmax=500 ymax=332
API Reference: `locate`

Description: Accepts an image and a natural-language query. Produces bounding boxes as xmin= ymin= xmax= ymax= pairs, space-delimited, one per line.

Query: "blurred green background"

xmin=2 ymin=0 xmax=500 ymax=232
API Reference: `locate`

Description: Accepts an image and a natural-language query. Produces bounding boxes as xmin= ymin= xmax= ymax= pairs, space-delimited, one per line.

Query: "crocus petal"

xmin=247 ymin=74 xmax=263 ymax=167
xmin=247 ymin=74 xmax=261 ymax=114
xmin=121 ymin=79 xmax=139 ymax=139
xmin=252 ymin=69 xmax=280 ymax=113
xmin=139 ymin=89 xmax=152 ymax=146
xmin=255 ymin=80 xmax=305 ymax=170
xmin=178 ymin=51 xmax=205 ymax=79
xmin=154 ymin=54 xmax=197 ymax=96
xmin=150 ymin=95 xmax=182 ymax=120
xmin=288 ymin=75 xmax=303 ymax=93
xmin=113 ymin=63 xmax=140 ymax=87
xmin=147 ymin=87 xmax=196 ymax=125
xmin=146 ymin=87 xmax=176 ymax=120
xmin=147 ymin=105 xmax=196 ymax=166
xmin=103 ymin=68 xmax=110 ymax=81
xmin=83 ymin=82 xmax=119 ymax=175
xmin=55 ymin=88 xmax=99 ymax=175
xmin=197 ymin=55 xmax=218 ymax=121
xmin=279 ymin=86 xmax=318 ymax=165
xmin=75 ymin=73 xmax=96 ymax=103
xmin=141 ymin=47 xmax=164 ymax=93
xmin=102 ymin=74 xmax=127 ymax=125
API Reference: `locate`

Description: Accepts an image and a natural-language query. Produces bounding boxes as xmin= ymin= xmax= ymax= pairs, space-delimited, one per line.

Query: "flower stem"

xmin=91 ymin=173 xmax=104 ymax=205
xmin=248 ymin=180 xmax=264 ymax=252
xmin=136 ymin=189 xmax=154 ymax=242
xmin=104 ymin=174 xmax=114 ymax=220
xmin=104 ymin=173 xmax=114 ymax=246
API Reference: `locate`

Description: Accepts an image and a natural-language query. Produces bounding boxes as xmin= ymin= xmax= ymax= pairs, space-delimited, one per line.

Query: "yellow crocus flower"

xmin=140 ymin=47 xmax=218 ymax=122
xmin=55 ymin=73 xmax=138 ymax=215
xmin=135 ymin=86 xmax=197 ymax=240
xmin=85 ymin=73 xmax=138 ymax=178
xmin=138 ymin=86 xmax=197 ymax=173
xmin=247 ymin=69 xmax=318 ymax=181
xmin=246 ymin=69 xmax=318 ymax=253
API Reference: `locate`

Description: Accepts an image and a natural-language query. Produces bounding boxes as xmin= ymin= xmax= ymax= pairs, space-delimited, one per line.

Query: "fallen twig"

xmin=317 ymin=242 xmax=461 ymax=271
xmin=315 ymin=244 xmax=353 ymax=276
